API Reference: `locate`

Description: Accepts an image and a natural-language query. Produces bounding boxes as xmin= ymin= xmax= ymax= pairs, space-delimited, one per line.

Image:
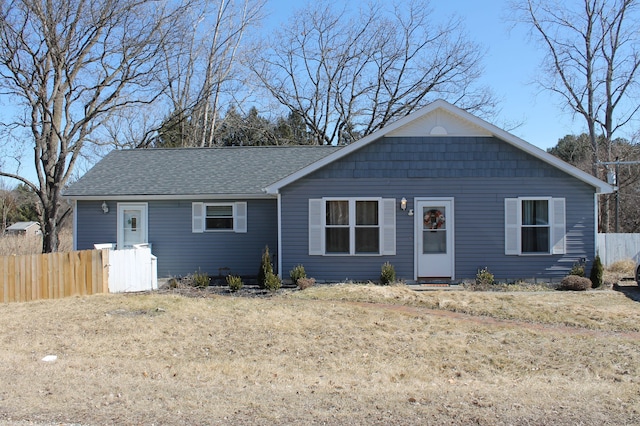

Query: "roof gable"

xmin=264 ymin=99 xmax=613 ymax=194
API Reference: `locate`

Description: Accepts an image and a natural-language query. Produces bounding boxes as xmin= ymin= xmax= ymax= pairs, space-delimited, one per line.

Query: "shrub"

xmin=297 ymin=277 xmax=316 ymax=290
xmin=559 ymin=275 xmax=592 ymax=291
xmin=475 ymin=267 xmax=495 ymax=287
xmin=226 ymin=275 xmax=243 ymax=292
xmin=380 ymin=261 xmax=396 ymax=285
xmin=189 ymin=270 xmax=210 ymax=288
xmin=257 ymin=245 xmax=274 ymax=288
xmin=289 ymin=264 xmax=307 ymax=285
xmin=590 ymin=255 xmax=604 ymax=288
xmin=607 ymin=258 xmax=635 ymax=274
xmin=569 ymin=262 xmax=585 ymax=277
xmin=167 ymin=277 xmax=179 ymax=289
xmin=264 ymin=271 xmax=282 ymax=292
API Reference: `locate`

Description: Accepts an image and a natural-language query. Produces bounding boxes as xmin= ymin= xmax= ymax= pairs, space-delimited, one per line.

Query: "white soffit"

xmin=387 ymin=108 xmax=492 ymax=137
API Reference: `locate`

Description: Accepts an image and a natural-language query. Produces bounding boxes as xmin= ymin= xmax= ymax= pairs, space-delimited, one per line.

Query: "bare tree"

xmin=152 ymin=0 xmax=265 ymax=148
xmin=0 ymin=0 xmax=189 ymax=252
xmin=0 ymin=180 xmax=17 ymax=233
xmin=250 ymin=0 xmax=495 ymax=145
xmin=513 ymin=0 xmax=640 ymax=231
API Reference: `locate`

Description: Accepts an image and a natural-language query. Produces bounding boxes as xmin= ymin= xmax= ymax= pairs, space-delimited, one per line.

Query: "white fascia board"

xmin=265 ymin=99 xmax=614 ymax=195
xmin=64 ymin=193 xmax=277 ymax=201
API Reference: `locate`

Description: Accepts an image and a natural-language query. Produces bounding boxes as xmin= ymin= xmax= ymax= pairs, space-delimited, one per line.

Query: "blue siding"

xmin=280 ymin=136 xmax=596 ymax=282
xmin=77 ymin=199 xmax=277 ymax=278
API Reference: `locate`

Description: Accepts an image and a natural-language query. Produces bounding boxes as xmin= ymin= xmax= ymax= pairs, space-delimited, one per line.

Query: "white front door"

xmin=117 ymin=203 xmax=148 ymax=249
xmin=416 ymin=199 xmax=454 ymax=279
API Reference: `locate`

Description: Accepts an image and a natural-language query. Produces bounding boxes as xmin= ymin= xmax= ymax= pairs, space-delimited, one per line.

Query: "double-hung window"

xmin=521 ymin=199 xmax=549 ymax=253
xmin=192 ymin=202 xmax=247 ymax=233
xmin=205 ymin=204 xmax=234 ymax=230
xmin=309 ymin=198 xmax=395 ymax=256
xmin=325 ymin=200 xmax=379 ymax=254
xmin=505 ymin=197 xmax=565 ymax=255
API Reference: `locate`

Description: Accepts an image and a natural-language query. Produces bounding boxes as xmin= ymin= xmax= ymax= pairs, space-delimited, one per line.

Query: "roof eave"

xmin=63 ymin=193 xmax=277 ymax=201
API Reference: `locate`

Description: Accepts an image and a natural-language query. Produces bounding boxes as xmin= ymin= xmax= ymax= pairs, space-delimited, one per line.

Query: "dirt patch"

xmin=156 ymin=282 xmax=296 ymax=298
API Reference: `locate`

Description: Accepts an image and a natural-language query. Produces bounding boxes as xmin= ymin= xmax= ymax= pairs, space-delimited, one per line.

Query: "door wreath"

xmin=424 ymin=209 xmax=445 ymax=229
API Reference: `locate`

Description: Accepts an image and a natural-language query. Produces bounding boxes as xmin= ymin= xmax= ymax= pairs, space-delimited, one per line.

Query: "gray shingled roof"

xmin=6 ymin=221 xmax=39 ymax=231
xmin=64 ymin=146 xmax=342 ymax=198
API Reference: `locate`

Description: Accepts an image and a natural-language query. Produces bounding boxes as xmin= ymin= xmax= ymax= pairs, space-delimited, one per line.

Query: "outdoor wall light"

xmin=101 ymin=201 xmax=109 ymax=214
xmin=400 ymin=197 xmax=407 ymax=211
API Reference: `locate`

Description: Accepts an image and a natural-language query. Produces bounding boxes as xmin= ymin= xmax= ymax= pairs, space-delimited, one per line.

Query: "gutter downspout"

xmin=276 ymin=192 xmax=282 ymax=279
xmin=262 ymin=186 xmax=283 ymax=280
xmin=73 ymin=200 xmax=78 ymax=251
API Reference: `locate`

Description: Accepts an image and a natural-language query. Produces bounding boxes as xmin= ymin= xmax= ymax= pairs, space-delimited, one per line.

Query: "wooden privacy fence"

xmin=0 ymin=247 xmax=157 ymax=303
xmin=597 ymin=233 xmax=640 ymax=266
xmin=0 ymin=249 xmax=107 ymax=303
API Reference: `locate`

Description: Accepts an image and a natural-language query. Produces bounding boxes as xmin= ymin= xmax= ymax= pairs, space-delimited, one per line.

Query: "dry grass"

xmin=604 ymin=258 xmax=637 ymax=286
xmin=291 ymin=283 xmax=640 ymax=332
xmin=1 ymin=285 xmax=639 ymax=425
xmin=0 ymin=228 xmax=73 ymax=256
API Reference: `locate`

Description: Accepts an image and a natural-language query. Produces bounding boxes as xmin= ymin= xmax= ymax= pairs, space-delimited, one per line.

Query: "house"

xmin=5 ymin=221 xmax=41 ymax=237
xmin=64 ymin=100 xmax=613 ymax=283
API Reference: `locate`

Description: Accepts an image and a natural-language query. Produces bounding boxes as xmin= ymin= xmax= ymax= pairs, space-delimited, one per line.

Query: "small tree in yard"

xmin=590 ymin=255 xmax=604 ymax=288
xmin=257 ymin=245 xmax=274 ymax=289
xmin=264 ymin=271 xmax=282 ymax=293
xmin=380 ymin=262 xmax=396 ymax=285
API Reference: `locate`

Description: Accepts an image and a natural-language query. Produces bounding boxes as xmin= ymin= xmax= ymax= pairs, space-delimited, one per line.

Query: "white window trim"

xmin=192 ymin=202 xmax=247 ymax=233
xmin=116 ymin=202 xmax=148 ymax=250
xmin=505 ymin=197 xmax=565 ymax=256
xmin=309 ymin=197 xmax=396 ymax=256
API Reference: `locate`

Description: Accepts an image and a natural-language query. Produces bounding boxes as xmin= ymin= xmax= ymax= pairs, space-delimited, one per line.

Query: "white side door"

xmin=416 ymin=199 xmax=454 ymax=279
xmin=117 ymin=203 xmax=148 ymax=249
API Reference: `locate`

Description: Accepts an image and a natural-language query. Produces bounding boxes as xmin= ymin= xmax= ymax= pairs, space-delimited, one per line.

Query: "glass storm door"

xmin=416 ymin=199 xmax=454 ymax=278
xmin=117 ymin=203 xmax=148 ymax=249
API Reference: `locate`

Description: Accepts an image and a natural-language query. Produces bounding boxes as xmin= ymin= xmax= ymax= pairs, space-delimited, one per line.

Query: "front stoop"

xmin=407 ymin=279 xmax=463 ymax=291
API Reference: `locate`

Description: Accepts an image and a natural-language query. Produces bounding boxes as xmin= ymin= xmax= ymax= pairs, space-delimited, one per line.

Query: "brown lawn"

xmin=0 ymin=284 xmax=639 ymax=425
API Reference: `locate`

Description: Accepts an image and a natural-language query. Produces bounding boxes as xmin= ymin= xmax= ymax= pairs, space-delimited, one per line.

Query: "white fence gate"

xmin=98 ymin=244 xmax=158 ymax=293
xmin=597 ymin=233 xmax=640 ymax=266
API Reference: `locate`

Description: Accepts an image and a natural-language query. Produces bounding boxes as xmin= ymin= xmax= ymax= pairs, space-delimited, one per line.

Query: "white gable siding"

xmin=387 ymin=108 xmax=492 ymax=138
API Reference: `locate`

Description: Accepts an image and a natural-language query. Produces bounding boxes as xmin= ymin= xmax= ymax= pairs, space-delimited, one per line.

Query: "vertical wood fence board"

xmin=56 ymin=252 xmax=64 ymax=299
xmin=20 ymin=256 xmax=27 ymax=302
xmin=42 ymin=254 xmax=49 ymax=300
xmin=75 ymin=251 xmax=83 ymax=296
xmin=101 ymin=249 xmax=109 ymax=294
xmin=74 ymin=251 xmax=83 ymax=296
xmin=63 ymin=253 xmax=72 ymax=297
xmin=31 ymin=255 xmax=39 ymax=300
xmin=8 ymin=258 xmax=15 ymax=302
xmin=91 ymin=250 xmax=99 ymax=295
xmin=81 ymin=250 xmax=92 ymax=295
xmin=1 ymin=257 xmax=7 ymax=303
